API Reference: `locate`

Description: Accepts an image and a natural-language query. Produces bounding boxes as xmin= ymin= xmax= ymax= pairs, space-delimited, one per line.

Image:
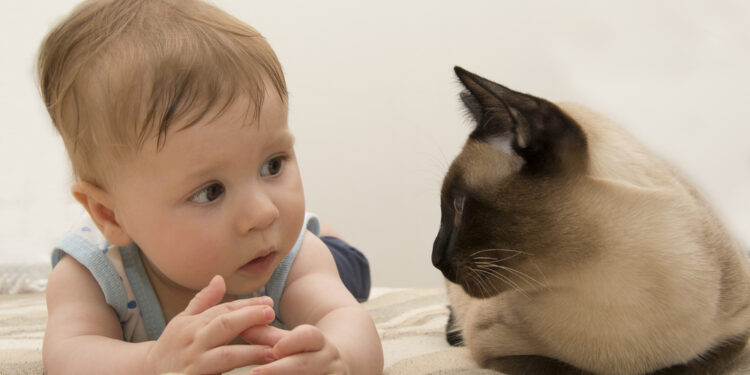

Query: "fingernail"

xmin=265 ymin=348 xmax=276 ymax=360
xmin=263 ymin=296 xmax=274 ymax=305
xmin=251 ymin=369 xmax=262 ymax=375
xmin=263 ymin=306 xmax=274 ymax=322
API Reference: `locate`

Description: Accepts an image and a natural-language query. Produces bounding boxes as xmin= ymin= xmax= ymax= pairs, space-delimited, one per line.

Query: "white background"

xmin=1 ymin=0 xmax=748 ymax=288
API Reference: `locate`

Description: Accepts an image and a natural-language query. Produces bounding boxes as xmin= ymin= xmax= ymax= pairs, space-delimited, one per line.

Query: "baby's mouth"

xmin=239 ymin=251 xmax=277 ymax=274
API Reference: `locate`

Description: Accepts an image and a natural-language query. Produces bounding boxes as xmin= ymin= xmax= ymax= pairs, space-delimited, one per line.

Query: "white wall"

xmin=1 ymin=0 xmax=748 ymax=288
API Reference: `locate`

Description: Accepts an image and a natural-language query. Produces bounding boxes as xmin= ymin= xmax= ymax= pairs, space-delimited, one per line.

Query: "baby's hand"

xmin=244 ymin=324 xmax=349 ymax=375
xmin=144 ymin=275 xmax=277 ymax=374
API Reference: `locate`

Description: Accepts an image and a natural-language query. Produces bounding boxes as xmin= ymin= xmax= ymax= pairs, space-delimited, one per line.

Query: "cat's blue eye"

xmin=453 ymin=195 xmax=466 ymax=214
xmin=188 ymin=183 xmax=225 ymax=203
xmin=261 ymin=155 xmax=286 ymax=177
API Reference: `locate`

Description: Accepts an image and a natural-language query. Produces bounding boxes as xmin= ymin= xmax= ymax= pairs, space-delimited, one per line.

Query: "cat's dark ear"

xmin=459 ymin=91 xmax=483 ymax=124
xmin=455 ymin=66 xmax=588 ymax=174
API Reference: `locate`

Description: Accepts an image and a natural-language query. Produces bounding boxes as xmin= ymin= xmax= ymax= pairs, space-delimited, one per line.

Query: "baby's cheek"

xmin=172 ymin=236 xmax=225 ymax=280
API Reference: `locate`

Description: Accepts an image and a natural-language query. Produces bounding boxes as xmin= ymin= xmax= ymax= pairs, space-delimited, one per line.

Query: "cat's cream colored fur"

xmin=446 ymin=103 xmax=750 ymax=374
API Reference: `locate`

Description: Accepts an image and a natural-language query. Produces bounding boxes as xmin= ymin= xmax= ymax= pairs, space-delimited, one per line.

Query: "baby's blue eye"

xmin=188 ymin=183 xmax=225 ymax=203
xmin=261 ymin=156 xmax=285 ymax=177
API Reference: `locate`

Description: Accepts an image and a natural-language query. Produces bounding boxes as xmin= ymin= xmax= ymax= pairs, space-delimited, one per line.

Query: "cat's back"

xmin=557 ymin=102 xmax=683 ymax=190
xmin=558 ymin=102 xmax=745 ymax=265
xmin=557 ymin=101 xmax=750 ymax=338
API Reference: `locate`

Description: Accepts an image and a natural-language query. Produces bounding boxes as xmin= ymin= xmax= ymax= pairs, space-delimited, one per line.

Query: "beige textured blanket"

xmin=3 ymin=288 xmax=750 ymax=374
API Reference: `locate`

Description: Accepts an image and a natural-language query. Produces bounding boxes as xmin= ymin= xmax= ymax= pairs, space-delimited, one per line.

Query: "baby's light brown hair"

xmin=38 ymin=0 xmax=287 ymax=187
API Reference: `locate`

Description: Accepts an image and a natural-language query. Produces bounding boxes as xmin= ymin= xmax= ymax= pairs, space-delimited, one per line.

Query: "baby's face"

xmin=108 ymin=90 xmax=305 ymax=296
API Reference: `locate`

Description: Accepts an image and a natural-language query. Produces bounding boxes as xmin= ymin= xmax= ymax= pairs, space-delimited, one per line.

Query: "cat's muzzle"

xmin=432 ymin=231 xmax=459 ymax=283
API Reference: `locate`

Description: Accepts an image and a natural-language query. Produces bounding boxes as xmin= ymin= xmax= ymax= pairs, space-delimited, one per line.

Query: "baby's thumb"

xmin=183 ymin=275 xmax=226 ymax=315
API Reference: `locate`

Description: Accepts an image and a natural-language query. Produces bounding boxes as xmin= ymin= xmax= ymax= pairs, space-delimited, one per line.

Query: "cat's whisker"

xmin=470 ymin=267 xmax=500 ymax=298
xmin=421 ymin=150 xmax=453 ymax=190
xmin=467 ymin=269 xmax=492 ymax=297
xmin=480 ymin=270 xmax=502 ymax=297
xmin=472 ymin=248 xmax=530 ymax=256
xmin=474 ymin=261 xmax=535 ymax=282
xmin=470 ymin=247 xmax=548 ymax=290
xmin=476 ymin=262 xmax=546 ymax=289
xmin=473 ymin=255 xmax=518 ymax=262
xmin=470 ymin=259 xmax=517 ymax=292
xmin=473 ymin=256 xmax=495 ymax=261
xmin=473 ymin=253 xmax=523 ymax=263
xmin=528 ymin=259 xmax=550 ymax=286
xmin=500 ymin=266 xmax=546 ymax=289
xmin=471 ymin=248 xmax=530 ymax=263
xmin=473 ymin=267 xmax=528 ymax=298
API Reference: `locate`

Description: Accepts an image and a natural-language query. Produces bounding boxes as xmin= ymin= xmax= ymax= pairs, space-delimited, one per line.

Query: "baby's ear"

xmin=71 ymin=181 xmax=133 ymax=246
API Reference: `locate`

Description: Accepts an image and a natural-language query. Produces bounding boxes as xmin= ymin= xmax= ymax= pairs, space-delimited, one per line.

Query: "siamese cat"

xmin=432 ymin=67 xmax=750 ymax=375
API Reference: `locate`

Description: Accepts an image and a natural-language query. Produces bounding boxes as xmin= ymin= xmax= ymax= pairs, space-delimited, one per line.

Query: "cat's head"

xmin=432 ymin=67 xmax=590 ymax=298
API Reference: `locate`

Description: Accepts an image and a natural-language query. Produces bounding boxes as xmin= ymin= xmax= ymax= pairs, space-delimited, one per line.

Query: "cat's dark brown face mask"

xmin=432 ymin=67 xmax=590 ymax=298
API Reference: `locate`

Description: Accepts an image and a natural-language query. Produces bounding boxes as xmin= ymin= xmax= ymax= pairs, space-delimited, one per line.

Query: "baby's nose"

xmin=235 ymin=189 xmax=279 ymax=234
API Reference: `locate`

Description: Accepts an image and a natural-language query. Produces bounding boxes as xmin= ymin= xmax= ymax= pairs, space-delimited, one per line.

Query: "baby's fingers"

xmin=240 ymin=324 xmax=287 ymax=347
xmin=272 ymin=324 xmax=325 ymax=359
xmin=182 ymin=275 xmax=226 ymax=316
xmin=203 ymin=295 xmax=274 ymax=317
xmin=197 ymin=305 xmax=276 ymax=348
xmin=250 ymin=351 xmax=345 ymax=375
xmin=194 ymin=344 xmax=276 ymax=374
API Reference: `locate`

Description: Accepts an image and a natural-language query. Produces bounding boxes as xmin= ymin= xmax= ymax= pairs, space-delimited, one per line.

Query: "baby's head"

xmin=38 ymin=0 xmax=286 ymax=188
xmin=39 ymin=0 xmax=307 ymax=296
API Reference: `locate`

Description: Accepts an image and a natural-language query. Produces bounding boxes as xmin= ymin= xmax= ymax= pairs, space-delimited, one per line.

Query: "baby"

xmin=38 ymin=0 xmax=383 ymax=374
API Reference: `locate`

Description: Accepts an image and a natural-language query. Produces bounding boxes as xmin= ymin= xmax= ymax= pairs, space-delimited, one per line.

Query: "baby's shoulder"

xmin=288 ymin=231 xmax=338 ymax=280
xmin=46 ymin=254 xmax=108 ymax=308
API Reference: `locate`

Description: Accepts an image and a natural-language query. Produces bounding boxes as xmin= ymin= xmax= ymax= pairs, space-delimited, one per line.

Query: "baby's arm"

xmin=244 ymin=232 xmax=383 ymax=375
xmin=43 ymin=256 xmax=276 ymax=374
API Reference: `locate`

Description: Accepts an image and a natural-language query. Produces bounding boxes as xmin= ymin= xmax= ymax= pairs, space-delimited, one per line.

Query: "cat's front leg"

xmin=445 ymin=306 xmax=464 ymax=346
xmin=483 ymin=355 xmax=593 ymax=375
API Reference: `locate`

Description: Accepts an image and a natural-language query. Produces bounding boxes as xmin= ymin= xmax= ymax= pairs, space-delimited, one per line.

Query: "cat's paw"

xmin=445 ymin=305 xmax=464 ymax=347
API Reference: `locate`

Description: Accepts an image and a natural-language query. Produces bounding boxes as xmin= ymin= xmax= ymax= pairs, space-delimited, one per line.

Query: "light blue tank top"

xmin=51 ymin=212 xmax=319 ymax=342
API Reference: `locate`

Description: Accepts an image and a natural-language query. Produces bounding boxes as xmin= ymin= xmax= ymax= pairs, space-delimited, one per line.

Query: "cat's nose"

xmin=433 ymin=234 xmax=458 ymax=283
xmin=432 ymin=233 xmax=447 ymax=268
xmin=432 ymin=247 xmax=444 ymax=268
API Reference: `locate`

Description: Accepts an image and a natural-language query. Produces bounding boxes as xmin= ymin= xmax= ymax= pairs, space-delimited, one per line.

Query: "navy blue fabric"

xmin=321 ymin=236 xmax=371 ymax=302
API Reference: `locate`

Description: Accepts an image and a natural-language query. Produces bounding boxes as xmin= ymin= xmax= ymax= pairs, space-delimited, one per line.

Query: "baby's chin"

xmin=223 ymin=269 xmax=276 ymax=297
xmin=222 ymin=279 xmax=266 ymax=296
